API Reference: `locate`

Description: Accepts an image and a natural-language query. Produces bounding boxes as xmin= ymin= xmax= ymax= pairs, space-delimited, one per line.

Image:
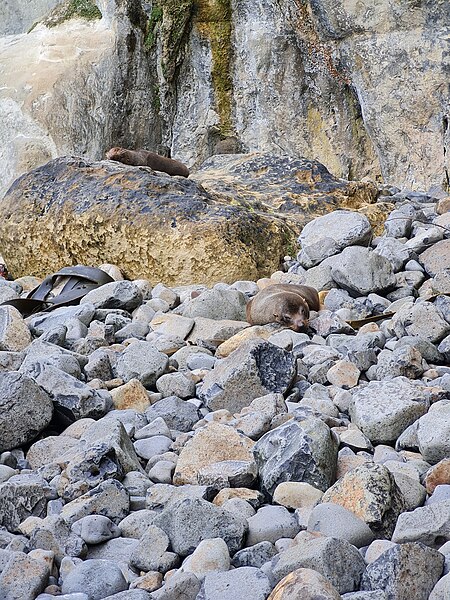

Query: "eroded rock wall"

xmin=0 ymin=0 xmax=160 ymax=198
xmin=171 ymin=0 xmax=448 ymax=189
xmin=0 ymin=0 xmax=448 ymax=197
xmin=0 ymin=0 xmax=60 ymax=36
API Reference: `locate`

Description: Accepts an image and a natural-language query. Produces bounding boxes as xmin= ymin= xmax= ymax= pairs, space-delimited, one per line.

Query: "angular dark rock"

xmin=253 ymin=416 xmax=338 ymax=496
xmin=23 ymin=362 xmax=111 ymax=425
xmin=200 ymin=339 xmax=297 ymax=414
xmin=361 ymin=542 xmax=444 ymax=600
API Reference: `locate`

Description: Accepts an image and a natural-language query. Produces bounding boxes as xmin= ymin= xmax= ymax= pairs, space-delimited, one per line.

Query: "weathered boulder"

xmin=152 ymin=497 xmax=248 ymax=556
xmin=0 ymin=305 xmax=32 ymax=352
xmin=24 ymin=361 xmax=111 ymax=424
xmin=60 ymin=479 xmax=130 ymax=526
xmin=322 ymin=463 xmax=405 ymax=538
xmin=269 ymin=533 xmax=365 ymax=594
xmin=193 ymin=154 xmax=385 ymax=233
xmin=0 ymin=473 xmax=49 ymax=532
xmin=61 ymin=559 xmax=128 ymax=598
xmin=0 ymin=372 xmax=53 ymax=452
xmin=297 ymin=210 xmax=372 ymax=267
xmin=253 ymin=416 xmax=338 ymax=496
xmin=173 ymin=422 xmax=254 ymax=486
xmin=330 ymin=247 xmax=396 ymax=296
xmin=57 ymin=417 xmax=145 ymax=500
xmin=392 ymin=499 xmax=450 ymax=547
xmin=199 ymin=339 xmax=297 ymax=414
xmin=419 ymin=240 xmax=450 ymax=277
xmin=268 ymin=568 xmax=342 ymax=600
xmin=361 ymin=542 xmax=444 ymax=599
xmin=348 ymin=377 xmax=430 ymax=444
xmin=0 ymin=552 xmax=50 ymax=600
xmin=197 ymin=567 xmax=271 ymax=600
xmin=0 ymin=156 xmax=294 ymax=285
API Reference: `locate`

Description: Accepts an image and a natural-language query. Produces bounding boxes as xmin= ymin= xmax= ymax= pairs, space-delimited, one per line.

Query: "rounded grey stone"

xmin=182 ymin=288 xmax=247 ymax=321
xmin=349 ymin=377 xmax=430 ymax=444
xmin=416 ymin=400 xmax=450 ymax=463
xmin=232 ymin=541 xmax=277 ymax=568
xmin=81 ymin=281 xmax=143 ymax=311
xmin=331 ymin=246 xmax=396 ymax=295
xmin=0 ymin=372 xmax=53 ymax=452
xmin=392 ymin=499 xmax=450 ymax=546
xmin=71 ymin=515 xmax=120 ymax=545
xmin=197 ymin=567 xmax=271 ymax=600
xmin=246 ymin=505 xmax=300 ymax=546
xmin=298 ymin=210 xmax=372 ymax=267
xmin=307 ymin=502 xmax=375 ymax=547
xmin=145 ymin=396 xmax=201 ymax=432
xmin=426 ymin=485 xmax=450 ymax=506
xmin=133 ymin=436 xmax=172 ymax=461
xmin=156 ymin=372 xmax=196 ymax=399
xmin=186 ymin=353 xmax=217 ymax=371
xmin=429 ymin=573 xmax=450 ymax=600
xmin=152 ymin=497 xmax=248 ymax=557
xmin=115 ymin=341 xmax=169 ymax=388
xmin=129 ymin=525 xmax=178 ymax=573
xmin=62 ymin=559 xmax=128 ymax=599
xmin=270 ymin=534 xmax=366 ymax=594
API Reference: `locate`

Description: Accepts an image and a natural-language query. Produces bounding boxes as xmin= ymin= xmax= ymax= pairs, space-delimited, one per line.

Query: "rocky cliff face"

xmin=0 ymin=0 xmax=159 ymax=198
xmin=0 ymin=0 xmax=448 ymax=197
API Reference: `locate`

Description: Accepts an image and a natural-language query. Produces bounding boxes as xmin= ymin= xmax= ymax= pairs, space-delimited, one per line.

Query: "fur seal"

xmin=106 ymin=147 xmax=190 ymax=177
xmin=246 ymin=283 xmax=320 ymax=332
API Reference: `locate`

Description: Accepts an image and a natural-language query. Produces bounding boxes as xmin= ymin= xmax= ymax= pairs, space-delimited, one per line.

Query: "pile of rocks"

xmin=0 ymin=192 xmax=449 ymax=600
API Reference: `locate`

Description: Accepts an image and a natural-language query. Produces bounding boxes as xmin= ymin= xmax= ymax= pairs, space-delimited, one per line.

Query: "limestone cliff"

xmin=0 ymin=0 xmax=448 ymax=197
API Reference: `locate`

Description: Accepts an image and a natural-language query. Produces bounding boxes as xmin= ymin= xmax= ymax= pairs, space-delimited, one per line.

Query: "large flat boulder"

xmin=0 ymin=156 xmax=294 ymax=285
xmin=193 ymin=153 xmax=390 ymax=234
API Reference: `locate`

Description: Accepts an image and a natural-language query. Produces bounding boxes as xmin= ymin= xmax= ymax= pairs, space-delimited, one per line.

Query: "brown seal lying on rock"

xmin=106 ymin=147 xmax=190 ymax=177
xmin=246 ymin=283 xmax=320 ymax=331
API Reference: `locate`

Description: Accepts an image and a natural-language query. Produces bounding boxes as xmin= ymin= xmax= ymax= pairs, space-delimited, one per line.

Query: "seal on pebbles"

xmin=246 ymin=284 xmax=320 ymax=331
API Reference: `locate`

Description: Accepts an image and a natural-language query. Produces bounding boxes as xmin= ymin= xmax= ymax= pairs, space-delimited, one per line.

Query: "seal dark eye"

xmin=281 ymin=314 xmax=292 ymax=324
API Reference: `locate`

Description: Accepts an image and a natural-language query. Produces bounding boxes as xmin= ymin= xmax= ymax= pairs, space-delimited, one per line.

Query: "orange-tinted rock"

xmin=322 ymin=463 xmax=405 ymax=537
xmin=173 ymin=422 xmax=254 ymax=485
xmin=268 ymin=567 xmax=342 ymax=600
xmin=424 ymin=458 xmax=450 ymax=494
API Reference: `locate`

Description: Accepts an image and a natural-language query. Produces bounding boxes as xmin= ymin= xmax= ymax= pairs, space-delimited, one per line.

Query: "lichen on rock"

xmin=42 ymin=0 xmax=102 ymax=28
xmin=195 ymin=0 xmax=234 ymax=137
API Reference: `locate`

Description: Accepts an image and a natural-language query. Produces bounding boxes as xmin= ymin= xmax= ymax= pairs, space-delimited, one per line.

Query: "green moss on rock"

xmin=196 ymin=0 xmax=234 ymax=136
xmin=144 ymin=6 xmax=163 ymax=49
xmin=44 ymin=0 xmax=102 ymax=28
xmin=146 ymin=0 xmax=194 ymax=80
